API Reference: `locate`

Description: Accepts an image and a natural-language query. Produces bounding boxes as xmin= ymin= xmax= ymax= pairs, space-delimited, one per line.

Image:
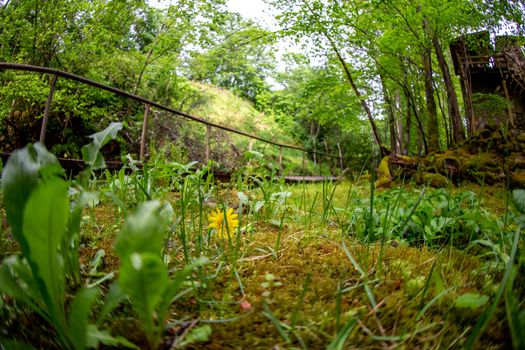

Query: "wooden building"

xmin=450 ymin=31 xmax=525 ymax=133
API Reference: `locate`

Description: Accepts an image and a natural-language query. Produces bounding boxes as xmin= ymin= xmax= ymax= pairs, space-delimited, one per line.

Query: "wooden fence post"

xmin=140 ymin=104 xmax=150 ymax=161
xmin=302 ymin=150 xmax=306 ymax=176
xmin=337 ymin=142 xmax=344 ymax=175
xmin=39 ymin=74 xmax=58 ymax=144
xmin=205 ymin=124 xmax=211 ymax=163
xmin=318 ymin=153 xmax=322 ymax=177
xmin=278 ymin=146 xmax=283 ymax=174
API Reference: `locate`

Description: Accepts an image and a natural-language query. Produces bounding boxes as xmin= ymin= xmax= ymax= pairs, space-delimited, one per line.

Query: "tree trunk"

xmin=433 ymin=78 xmax=451 ymax=147
xmin=394 ymin=91 xmax=404 ymax=153
xmin=403 ymin=88 xmax=412 ymax=155
xmin=300 ymin=0 xmax=389 ymax=156
xmin=455 ymin=44 xmax=475 ymax=136
xmin=421 ymin=48 xmax=440 ymax=152
xmin=432 ymin=37 xmax=465 ymax=144
xmin=381 ymin=76 xmax=400 ymax=154
xmin=402 ymin=78 xmax=428 ymax=154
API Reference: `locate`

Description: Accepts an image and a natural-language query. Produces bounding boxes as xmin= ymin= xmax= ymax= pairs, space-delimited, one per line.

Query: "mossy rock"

xmin=417 ymin=172 xmax=449 ymax=188
xmin=377 ymin=156 xmax=392 ymax=179
xmin=388 ymin=154 xmax=419 ymax=177
xmin=463 ymin=153 xmax=501 ymax=172
xmin=375 ymin=175 xmax=392 ymax=189
xmin=461 ymin=151 xmax=506 ymax=185
xmin=374 ymin=156 xmax=393 ymax=189
xmin=398 ymin=168 xmax=418 ymax=181
xmin=433 ymin=152 xmax=462 ymax=179
xmin=463 ymin=127 xmax=509 ymax=154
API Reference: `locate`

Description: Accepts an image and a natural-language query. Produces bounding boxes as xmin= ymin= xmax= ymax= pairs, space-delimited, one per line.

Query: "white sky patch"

xmin=148 ymin=0 xmax=310 ymax=88
xmin=227 ymin=0 xmax=271 ymax=24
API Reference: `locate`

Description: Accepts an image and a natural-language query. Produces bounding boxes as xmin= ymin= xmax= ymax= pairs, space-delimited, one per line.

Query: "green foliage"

xmin=115 ymin=200 xmax=207 ymax=349
xmin=0 ymin=142 xmax=130 ymax=349
xmin=346 ymin=188 xmax=501 ymax=246
xmin=454 ymin=293 xmax=489 ymax=308
xmin=186 ymin=12 xmax=275 ymax=102
xmin=472 ymin=93 xmax=512 ymax=124
xmin=1 ymin=143 xmax=64 ymax=257
xmin=82 ymin=122 xmax=123 ymax=170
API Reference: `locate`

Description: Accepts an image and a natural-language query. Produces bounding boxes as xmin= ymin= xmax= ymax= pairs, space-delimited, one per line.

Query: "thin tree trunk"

xmin=329 ymin=38 xmax=388 ymax=156
xmin=381 ymin=76 xmax=400 ymax=154
xmin=394 ymin=90 xmax=403 ymax=153
xmin=402 ymin=81 xmax=427 ymax=154
xmin=403 ymin=91 xmax=412 ymax=155
xmin=433 ymin=79 xmax=451 ymax=147
xmin=432 ymin=37 xmax=465 ymax=144
xmin=301 ymin=0 xmax=388 ymax=156
xmin=421 ymin=48 xmax=440 ymax=152
xmin=133 ymin=47 xmax=154 ymax=96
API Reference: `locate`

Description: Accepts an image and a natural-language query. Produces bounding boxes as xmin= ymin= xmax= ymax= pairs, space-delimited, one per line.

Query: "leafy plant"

xmin=0 ymin=143 xmax=132 ymax=349
xmin=114 ymin=200 xmax=208 ymax=349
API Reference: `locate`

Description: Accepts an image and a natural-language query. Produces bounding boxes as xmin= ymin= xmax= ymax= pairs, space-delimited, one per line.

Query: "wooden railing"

xmin=0 ymin=63 xmax=342 ymax=174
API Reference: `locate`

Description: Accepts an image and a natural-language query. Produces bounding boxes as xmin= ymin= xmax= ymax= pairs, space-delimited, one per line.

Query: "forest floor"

xmin=1 ymin=175 xmax=521 ymax=349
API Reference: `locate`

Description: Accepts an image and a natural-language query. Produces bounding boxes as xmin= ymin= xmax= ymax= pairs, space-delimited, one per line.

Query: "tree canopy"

xmin=0 ymin=0 xmax=524 ymax=169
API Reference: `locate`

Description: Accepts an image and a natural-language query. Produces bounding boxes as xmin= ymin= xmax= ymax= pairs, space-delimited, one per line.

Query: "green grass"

xmin=0 ymin=144 xmax=522 ymax=349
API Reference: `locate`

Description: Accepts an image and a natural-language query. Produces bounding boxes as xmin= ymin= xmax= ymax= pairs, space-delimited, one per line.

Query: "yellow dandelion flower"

xmin=208 ymin=207 xmax=239 ymax=239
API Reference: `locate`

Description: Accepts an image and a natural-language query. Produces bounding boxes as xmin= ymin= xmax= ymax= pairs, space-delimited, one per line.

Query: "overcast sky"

xmin=148 ymin=0 xmax=305 ymax=86
xmin=226 ymin=0 xmax=275 ymax=27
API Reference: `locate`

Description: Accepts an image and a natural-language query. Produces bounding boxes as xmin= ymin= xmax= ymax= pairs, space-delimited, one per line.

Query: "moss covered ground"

xmin=1 ymin=170 xmax=523 ymax=349
xmin=9 ymin=180 xmax=517 ymax=349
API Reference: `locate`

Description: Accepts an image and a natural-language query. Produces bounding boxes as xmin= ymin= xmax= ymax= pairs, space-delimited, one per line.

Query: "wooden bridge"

xmin=0 ymin=63 xmax=343 ymax=183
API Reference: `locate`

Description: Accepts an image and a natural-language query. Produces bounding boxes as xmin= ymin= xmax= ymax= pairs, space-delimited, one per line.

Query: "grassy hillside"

xmin=149 ymin=82 xmax=325 ymax=175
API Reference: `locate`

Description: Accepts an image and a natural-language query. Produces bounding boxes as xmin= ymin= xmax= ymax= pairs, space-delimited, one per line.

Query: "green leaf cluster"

xmin=115 ymin=200 xmax=208 ymax=349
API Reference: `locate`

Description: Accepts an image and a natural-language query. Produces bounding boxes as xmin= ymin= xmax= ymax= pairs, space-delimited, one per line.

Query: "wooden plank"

xmin=39 ymin=74 xmax=58 ymax=144
xmin=139 ymin=104 xmax=150 ymax=161
xmin=283 ymin=176 xmax=340 ymax=183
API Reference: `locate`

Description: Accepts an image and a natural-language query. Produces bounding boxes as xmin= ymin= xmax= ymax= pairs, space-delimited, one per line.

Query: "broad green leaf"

xmin=455 ymin=293 xmax=489 ymax=309
xmin=0 ymin=257 xmax=55 ymax=327
xmin=1 ymin=257 xmax=42 ymax=307
xmin=512 ymin=189 xmax=525 ymax=214
xmin=81 ymin=122 xmax=123 ymax=170
xmin=119 ymin=252 xmax=169 ymax=341
xmin=465 ymin=227 xmax=521 ymax=348
xmin=1 ymin=143 xmax=62 ymax=257
xmin=159 ymin=201 xmax=174 ymax=225
xmin=67 ymin=288 xmax=99 ymax=350
xmin=23 ymin=178 xmax=69 ymax=315
xmin=86 ymin=325 xmax=140 ymax=349
xmin=254 ymin=200 xmax=265 ymax=213
xmin=0 ymin=263 xmax=42 ymax=316
xmin=115 ymin=201 xmax=167 ymax=258
xmin=64 ymin=191 xmax=97 ymax=284
xmin=177 ymin=325 xmax=212 ymax=348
